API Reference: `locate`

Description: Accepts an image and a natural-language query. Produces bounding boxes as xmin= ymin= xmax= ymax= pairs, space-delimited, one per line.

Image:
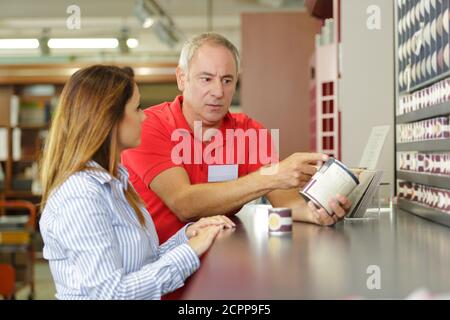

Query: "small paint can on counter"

xmin=299 ymin=158 xmax=359 ymax=216
xmin=268 ymin=208 xmax=292 ymax=234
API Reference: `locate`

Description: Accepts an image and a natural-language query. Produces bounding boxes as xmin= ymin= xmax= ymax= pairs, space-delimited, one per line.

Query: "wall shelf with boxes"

xmin=397 ymin=171 xmax=450 ymax=189
xmin=397 ymin=139 xmax=450 ymax=152
xmin=0 ymin=84 xmax=58 ymax=202
xmin=397 ymin=101 xmax=450 ymax=123
xmin=308 ymin=0 xmax=341 ymax=159
xmin=397 ymin=0 xmax=450 ymax=94
xmin=395 ymin=0 xmax=450 ymax=227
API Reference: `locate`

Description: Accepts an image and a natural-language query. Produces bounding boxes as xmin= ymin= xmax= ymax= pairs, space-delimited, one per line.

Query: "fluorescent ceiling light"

xmin=126 ymin=38 xmax=139 ymax=48
xmin=142 ymin=17 xmax=154 ymax=28
xmin=0 ymin=39 xmax=39 ymax=49
xmin=48 ymin=38 xmax=119 ymax=49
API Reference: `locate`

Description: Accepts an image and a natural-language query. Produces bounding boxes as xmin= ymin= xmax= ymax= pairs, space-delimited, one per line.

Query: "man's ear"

xmin=176 ymin=66 xmax=186 ymax=91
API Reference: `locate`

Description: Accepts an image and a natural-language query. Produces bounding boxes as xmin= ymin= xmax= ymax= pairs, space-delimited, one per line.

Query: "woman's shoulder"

xmin=46 ymin=170 xmax=108 ymax=208
xmin=40 ymin=170 xmax=117 ymax=240
xmin=41 ymin=170 xmax=111 ymax=230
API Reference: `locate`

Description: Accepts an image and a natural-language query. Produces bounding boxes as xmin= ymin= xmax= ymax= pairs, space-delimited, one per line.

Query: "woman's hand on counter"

xmin=186 ymin=215 xmax=236 ymax=238
xmin=188 ymin=225 xmax=222 ymax=257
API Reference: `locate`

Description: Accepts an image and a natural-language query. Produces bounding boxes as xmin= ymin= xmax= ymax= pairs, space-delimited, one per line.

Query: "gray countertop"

xmin=180 ymin=205 xmax=450 ymax=299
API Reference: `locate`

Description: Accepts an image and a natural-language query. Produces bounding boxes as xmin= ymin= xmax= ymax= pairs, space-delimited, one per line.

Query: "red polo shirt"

xmin=121 ymin=95 xmax=275 ymax=243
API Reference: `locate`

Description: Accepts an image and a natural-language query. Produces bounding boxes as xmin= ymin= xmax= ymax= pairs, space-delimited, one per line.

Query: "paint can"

xmin=300 ymin=158 xmax=359 ymax=216
xmin=268 ymin=208 xmax=292 ymax=234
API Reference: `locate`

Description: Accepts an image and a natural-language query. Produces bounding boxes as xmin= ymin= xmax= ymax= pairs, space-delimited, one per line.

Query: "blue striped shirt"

xmin=39 ymin=161 xmax=200 ymax=300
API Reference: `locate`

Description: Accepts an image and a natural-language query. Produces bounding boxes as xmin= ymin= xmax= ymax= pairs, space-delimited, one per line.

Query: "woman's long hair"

xmin=40 ymin=65 xmax=145 ymax=226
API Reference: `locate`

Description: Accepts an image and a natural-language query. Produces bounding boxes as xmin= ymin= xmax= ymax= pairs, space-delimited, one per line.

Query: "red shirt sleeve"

xmin=121 ymin=111 xmax=183 ymax=187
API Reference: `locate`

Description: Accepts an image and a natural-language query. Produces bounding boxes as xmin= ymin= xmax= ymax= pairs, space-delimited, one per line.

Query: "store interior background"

xmin=0 ymin=0 xmax=396 ymax=299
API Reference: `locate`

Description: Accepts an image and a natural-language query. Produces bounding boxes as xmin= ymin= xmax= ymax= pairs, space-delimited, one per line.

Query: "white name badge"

xmin=208 ymin=165 xmax=239 ymax=182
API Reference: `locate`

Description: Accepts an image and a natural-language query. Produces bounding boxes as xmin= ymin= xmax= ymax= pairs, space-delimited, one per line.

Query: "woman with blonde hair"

xmin=39 ymin=65 xmax=234 ymax=300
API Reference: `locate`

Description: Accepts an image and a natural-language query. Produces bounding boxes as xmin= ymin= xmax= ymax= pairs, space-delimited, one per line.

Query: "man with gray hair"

xmin=122 ymin=32 xmax=351 ymax=245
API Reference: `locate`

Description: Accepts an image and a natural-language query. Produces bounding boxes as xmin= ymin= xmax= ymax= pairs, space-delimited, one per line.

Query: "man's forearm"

xmin=174 ymin=170 xmax=276 ymax=221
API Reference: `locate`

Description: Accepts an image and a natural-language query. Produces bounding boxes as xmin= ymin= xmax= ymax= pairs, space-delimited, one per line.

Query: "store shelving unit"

xmin=395 ymin=0 xmax=450 ymax=227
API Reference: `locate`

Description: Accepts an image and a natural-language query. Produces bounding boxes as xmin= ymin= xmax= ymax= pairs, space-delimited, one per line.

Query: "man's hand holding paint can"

xmin=300 ymin=158 xmax=359 ymax=217
xmin=264 ymin=153 xmax=329 ymax=189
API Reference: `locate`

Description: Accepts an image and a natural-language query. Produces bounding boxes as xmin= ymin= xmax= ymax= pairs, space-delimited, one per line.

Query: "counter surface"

xmin=180 ymin=205 xmax=450 ymax=299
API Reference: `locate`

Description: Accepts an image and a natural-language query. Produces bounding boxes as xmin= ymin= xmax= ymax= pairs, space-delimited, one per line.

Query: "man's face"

xmin=177 ymin=43 xmax=238 ymax=127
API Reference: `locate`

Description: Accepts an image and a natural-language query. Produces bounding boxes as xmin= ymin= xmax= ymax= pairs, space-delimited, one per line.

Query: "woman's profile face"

xmin=118 ymin=83 xmax=146 ymax=151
